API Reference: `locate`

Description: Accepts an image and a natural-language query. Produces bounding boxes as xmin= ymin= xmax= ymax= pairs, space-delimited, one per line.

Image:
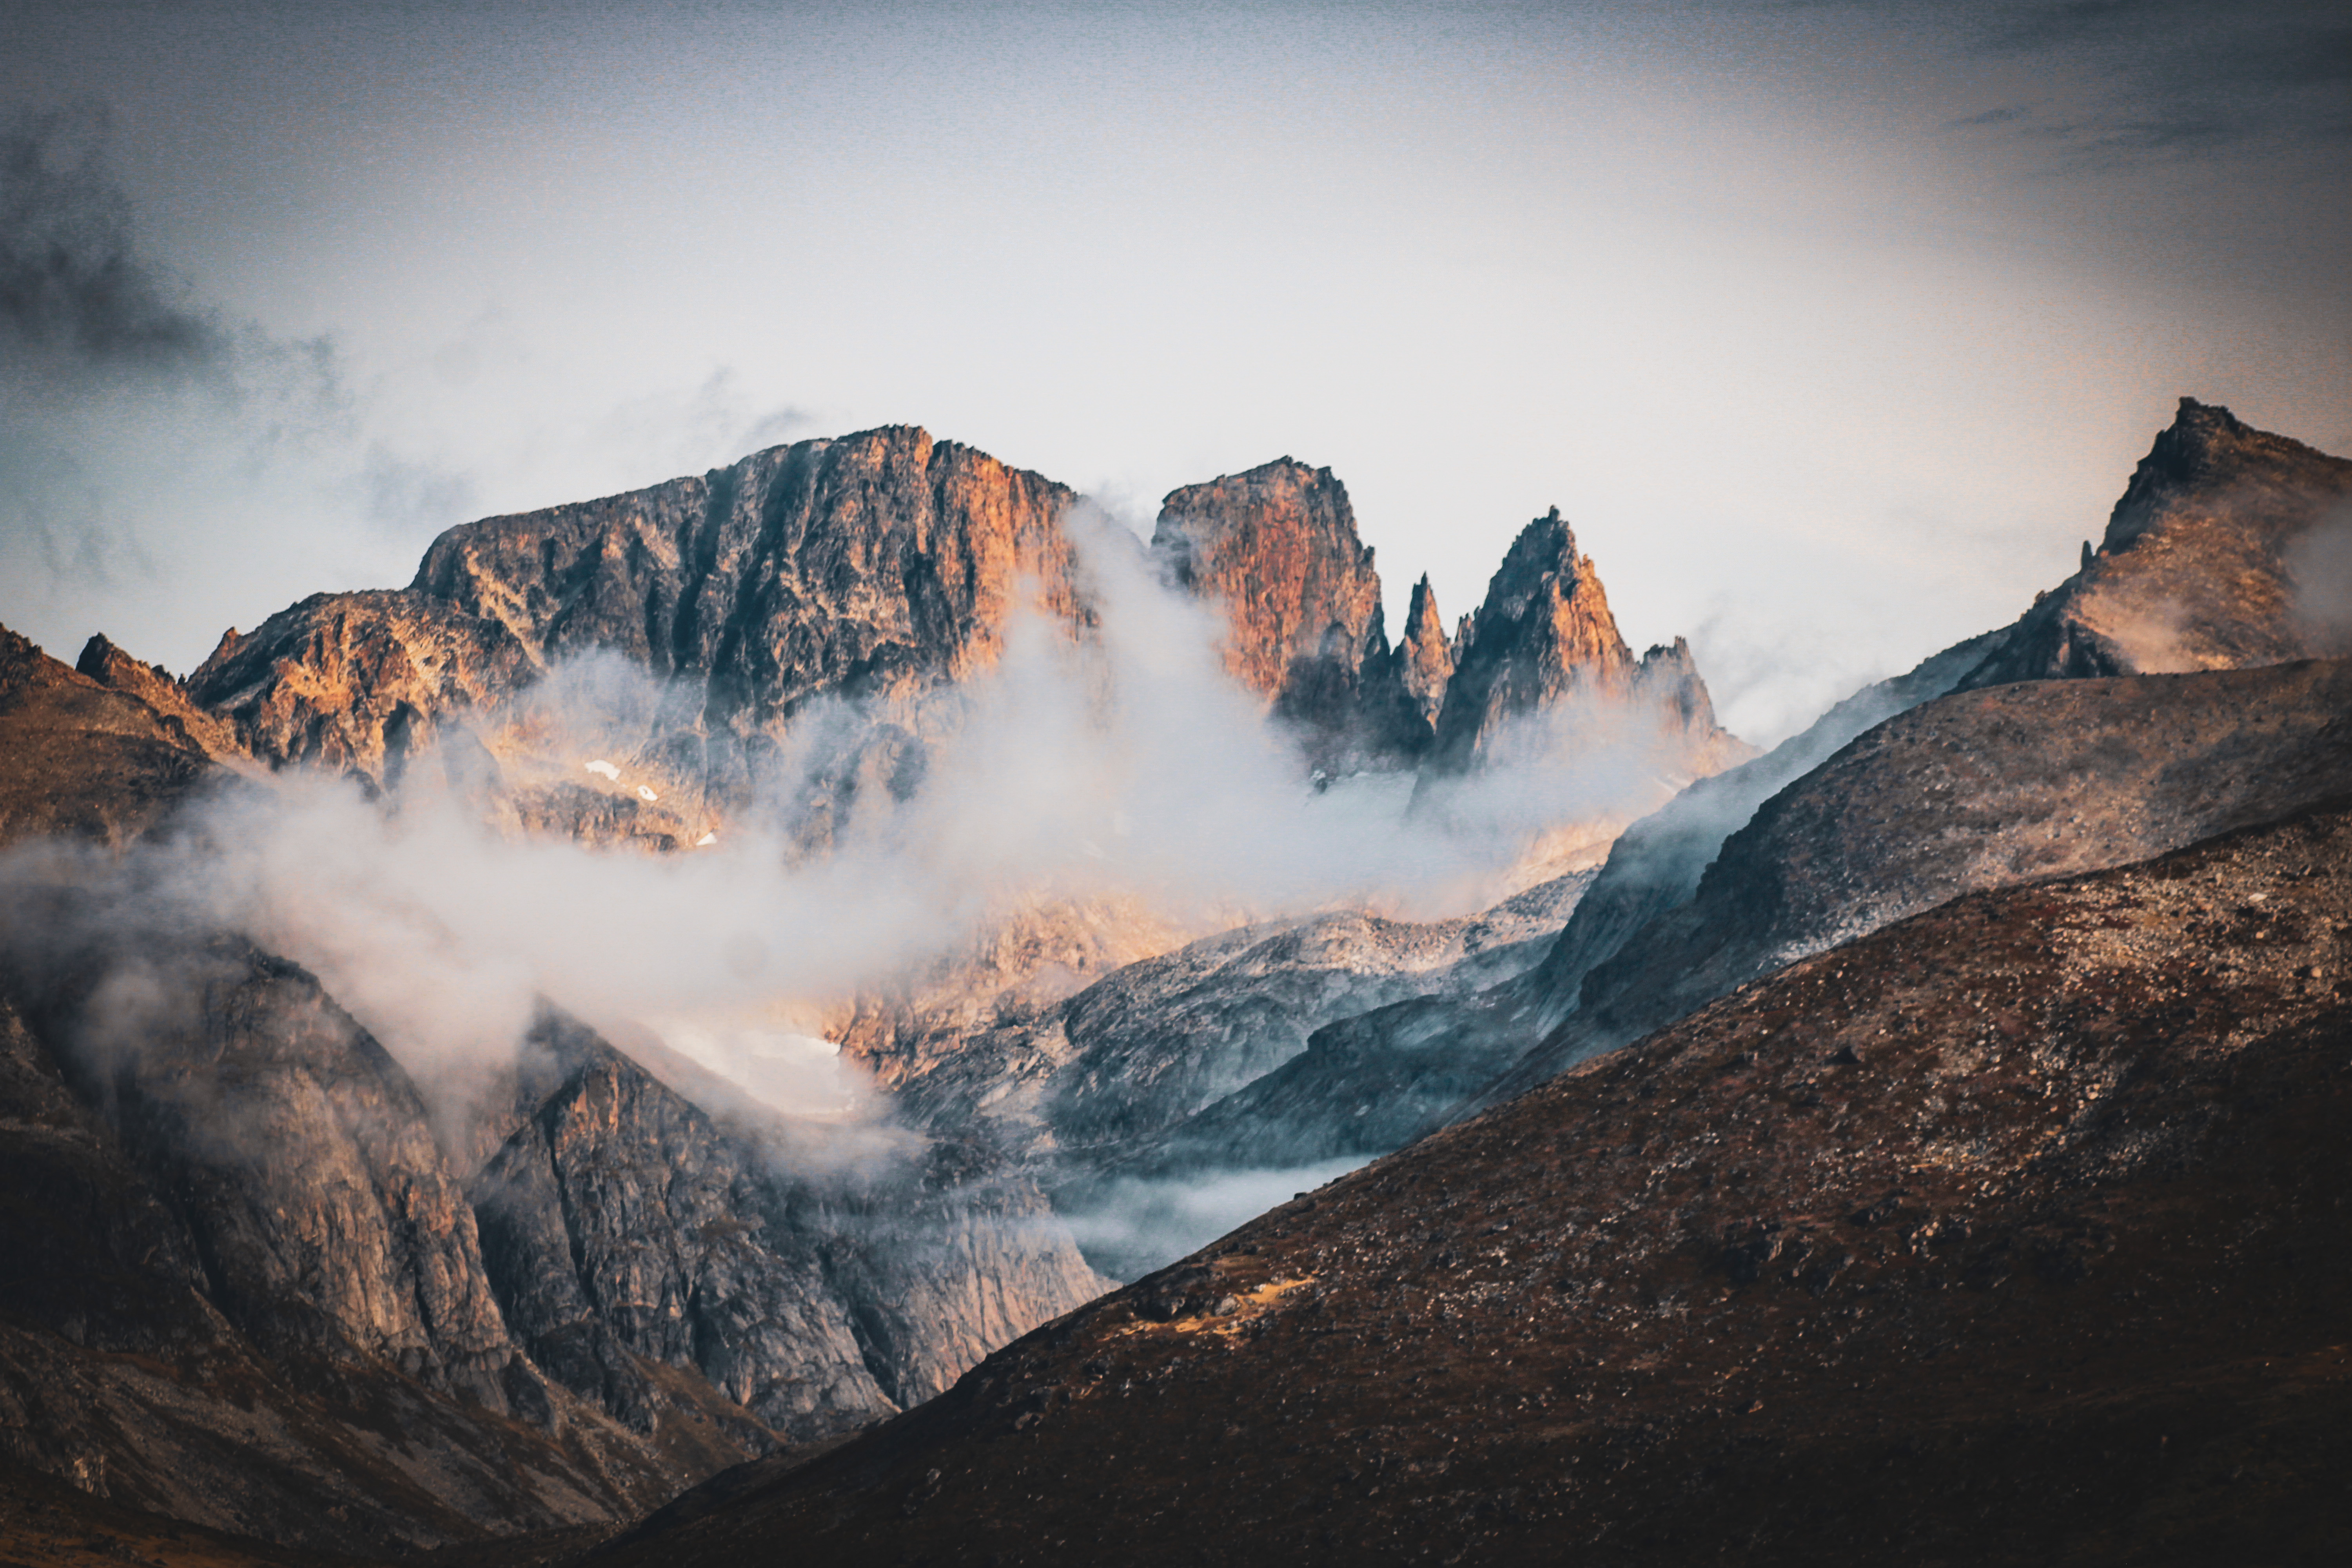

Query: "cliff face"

xmin=470 ymin=1010 xmax=1107 ymax=1436
xmin=1961 ymin=397 xmax=2352 ymax=686
xmin=413 ymin=426 xmax=1089 ymax=738
xmin=1150 ymin=459 xmax=1388 ymax=758
xmin=1356 ymin=574 xmax=1453 ymax=760
xmin=185 ymin=429 xmax=1090 ymax=793
xmin=0 ymin=914 xmax=681 ymax=1551
xmin=470 ymin=1014 xmax=893 ymax=1443
xmin=183 ymin=590 xmax=534 ymax=788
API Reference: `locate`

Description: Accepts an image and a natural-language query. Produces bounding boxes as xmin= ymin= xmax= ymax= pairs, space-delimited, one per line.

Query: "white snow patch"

xmin=697 ymin=832 xmax=717 ymax=846
xmin=583 ymin=760 xmax=621 ymax=781
xmin=637 ymin=786 xmax=659 ymax=802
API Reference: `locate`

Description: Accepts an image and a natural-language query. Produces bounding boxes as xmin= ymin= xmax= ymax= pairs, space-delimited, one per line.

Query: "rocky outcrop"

xmin=470 ymin=1015 xmax=890 ymax=1443
xmin=1150 ymin=459 xmax=1386 ymax=751
xmin=1959 ymin=397 xmax=2352 ymax=686
xmin=72 ymin=633 xmax=245 ymax=760
xmin=1422 ymin=508 xmax=1743 ymax=777
xmin=1356 ymin=574 xmax=1453 ymax=760
xmin=0 ymin=625 xmax=219 ymax=844
xmin=594 ymin=800 xmax=2352 ymax=1567
xmin=184 ymin=590 xmax=533 ymax=789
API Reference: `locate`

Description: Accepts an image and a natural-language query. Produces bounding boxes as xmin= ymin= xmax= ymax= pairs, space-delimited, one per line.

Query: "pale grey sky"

xmin=4 ymin=0 xmax=2345 ymax=741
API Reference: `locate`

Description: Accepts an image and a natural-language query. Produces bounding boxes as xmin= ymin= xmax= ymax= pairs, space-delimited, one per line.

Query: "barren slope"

xmin=592 ymin=798 xmax=2352 ymax=1567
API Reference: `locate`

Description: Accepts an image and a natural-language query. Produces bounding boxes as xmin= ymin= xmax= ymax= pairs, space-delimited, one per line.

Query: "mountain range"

xmin=0 ymin=395 xmax=2346 ymax=1564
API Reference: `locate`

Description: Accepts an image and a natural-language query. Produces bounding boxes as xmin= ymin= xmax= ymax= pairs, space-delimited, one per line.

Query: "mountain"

xmin=186 ymin=428 xmax=1092 ymax=797
xmin=841 ymin=871 xmax=1596 ymax=1278
xmin=470 ymin=1008 xmax=1104 ymax=1441
xmin=0 ymin=626 xmax=220 ymax=843
xmin=0 ymin=630 xmax=1111 ymax=1553
xmin=1357 ymin=574 xmax=1454 ymax=760
xmin=1476 ymin=655 xmax=2352 ymax=1101
xmin=1958 ymin=396 xmax=2352 ymax=686
xmin=1161 ymin=400 xmax=2352 ymax=1178
xmin=1421 ymin=507 xmax=1744 ymax=779
xmin=592 ymin=790 xmax=2352 ymax=1566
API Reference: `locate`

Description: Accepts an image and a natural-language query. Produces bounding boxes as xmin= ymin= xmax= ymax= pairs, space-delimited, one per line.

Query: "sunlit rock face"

xmin=1356 ymin=573 xmax=1454 ymax=761
xmin=1150 ymin=458 xmax=1388 ymax=757
xmin=72 ymin=632 xmax=247 ymax=761
xmin=1959 ymin=396 xmax=2352 ymax=686
xmin=411 ymin=425 xmax=1091 ymax=733
xmin=185 ymin=590 xmax=534 ymax=789
xmin=185 ymin=427 xmax=1093 ymax=795
xmin=0 ymin=625 xmax=218 ymax=843
xmin=1424 ymin=506 xmax=1745 ymax=779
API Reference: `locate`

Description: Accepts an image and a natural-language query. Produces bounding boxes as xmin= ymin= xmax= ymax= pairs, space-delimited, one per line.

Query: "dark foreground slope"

xmin=595 ymin=800 xmax=2352 ymax=1567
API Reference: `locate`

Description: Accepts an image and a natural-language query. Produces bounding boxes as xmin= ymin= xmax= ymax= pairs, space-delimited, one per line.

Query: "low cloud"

xmin=2285 ymin=503 xmax=2352 ymax=654
xmin=1058 ymin=1158 xmax=1369 ymax=1280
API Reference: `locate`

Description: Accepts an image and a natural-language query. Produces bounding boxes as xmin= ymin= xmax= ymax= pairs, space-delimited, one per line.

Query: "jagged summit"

xmin=1364 ymin=571 xmax=1449 ymax=762
xmin=1422 ymin=506 xmax=1738 ymax=777
xmin=1960 ymin=395 xmax=2352 ymax=686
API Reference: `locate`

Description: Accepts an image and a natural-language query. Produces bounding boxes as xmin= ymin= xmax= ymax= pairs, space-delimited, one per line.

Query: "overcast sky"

xmin=3 ymin=0 xmax=2345 ymax=742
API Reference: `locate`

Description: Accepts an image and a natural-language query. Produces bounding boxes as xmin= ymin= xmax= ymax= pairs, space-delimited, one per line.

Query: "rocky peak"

xmin=185 ymin=428 xmax=1093 ymax=797
xmin=1422 ymin=507 xmax=1635 ymax=773
xmin=1961 ymin=396 xmax=2352 ymax=687
xmin=1396 ymin=574 xmax=1454 ymax=712
xmin=186 ymin=590 xmax=535 ymax=789
xmin=413 ymin=426 xmax=1089 ymax=733
xmin=1356 ymin=572 xmax=1456 ymax=761
xmin=1150 ymin=458 xmax=1386 ymax=739
xmin=75 ymin=633 xmax=246 ymax=761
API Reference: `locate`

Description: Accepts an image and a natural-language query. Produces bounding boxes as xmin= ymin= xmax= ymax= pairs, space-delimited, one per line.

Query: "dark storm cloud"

xmin=1956 ymin=0 xmax=2352 ymax=158
xmin=0 ymin=107 xmax=234 ymax=385
xmin=0 ymin=104 xmax=345 ymax=414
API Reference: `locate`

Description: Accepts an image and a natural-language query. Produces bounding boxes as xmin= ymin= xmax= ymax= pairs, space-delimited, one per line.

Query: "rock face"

xmin=470 ymin=1010 xmax=1104 ymax=1442
xmin=595 ymin=799 xmax=2352 ymax=1567
xmin=1356 ymin=574 xmax=1453 ymax=760
xmin=1958 ymin=397 xmax=2352 ymax=686
xmin=1150 ymin=459 xmax=1386 ymax=750
xmin=0 ymin=920 xmax=679 ymax=1552
xmin=1423 ymin=508 xmax=1743 ymax=778
xmin=72 ymin=633 xmax=246 ymax=761
xmin=413 ymin=427 xmax=1088 ymax=742
xmin=185 ymin=429 xmax=1091 ymax=793
xmin=469 ymin=1013 xmax=884 ymax=1445
xmin=185 ymin=590 xmax=534 ymax=789
xmin=0 ymin=626 xmax=220 ymax=843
